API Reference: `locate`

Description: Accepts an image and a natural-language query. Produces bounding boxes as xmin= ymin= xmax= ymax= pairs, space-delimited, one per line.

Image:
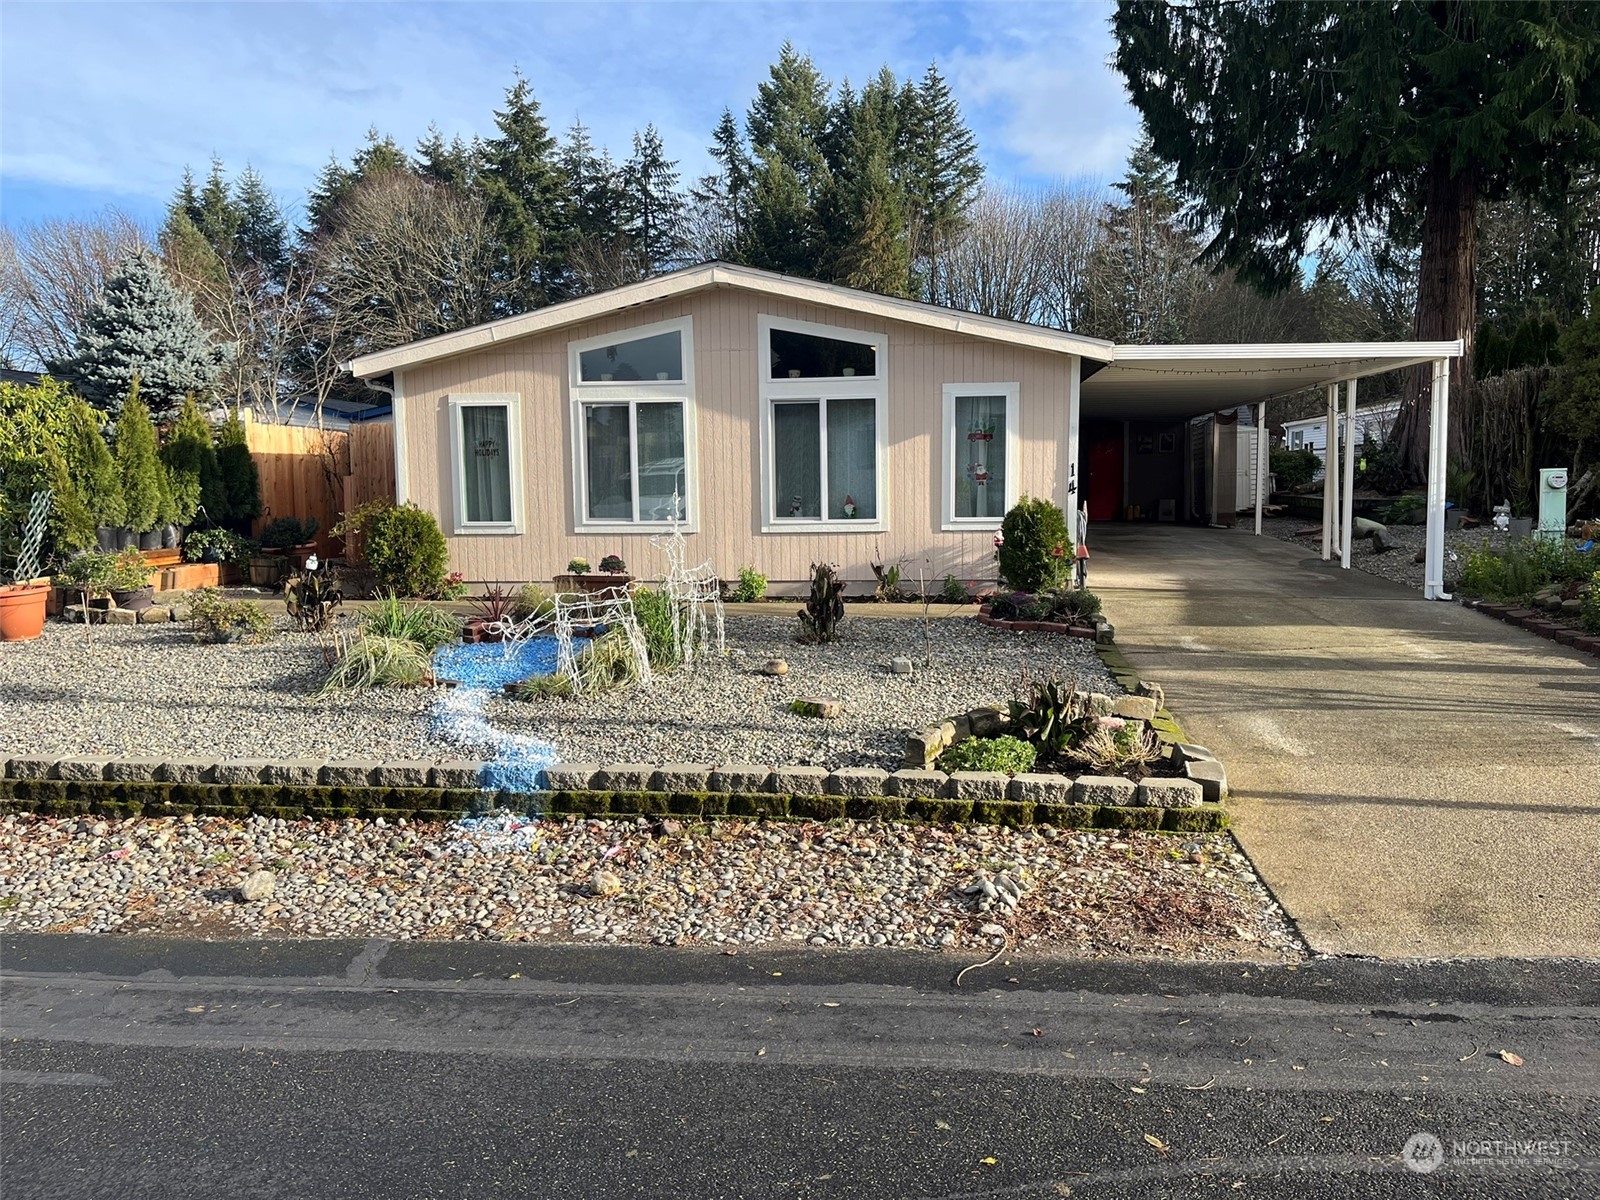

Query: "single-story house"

xmin=345 ymin=262 xmax=1463 ymax=597
xmin=1282 ymin=400 xmax=1401 ymax=458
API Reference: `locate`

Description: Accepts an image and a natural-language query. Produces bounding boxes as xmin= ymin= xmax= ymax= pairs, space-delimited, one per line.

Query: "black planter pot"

xmin=110 ymin=586 xmax=154 ymax=613
xmin=115 ymin=527 xmax=138 ymax=551
xmin=137 ymin=530 xmax=162 ymax=551
xmin=161 ymin=524 xmax=181 ymax=550
xmin=95 ymin=526 xmax=119 ymax=553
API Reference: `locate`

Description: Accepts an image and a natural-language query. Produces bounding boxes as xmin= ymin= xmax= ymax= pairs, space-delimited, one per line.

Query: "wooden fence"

xmin=244 ymin=414 xmax=396 ymax=561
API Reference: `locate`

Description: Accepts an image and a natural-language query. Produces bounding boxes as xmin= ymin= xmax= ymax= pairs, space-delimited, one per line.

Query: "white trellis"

xmin=650 ymin=501 xmax=725 ymax=664
xmin=490 ymin=585 xmax=652 ymax=696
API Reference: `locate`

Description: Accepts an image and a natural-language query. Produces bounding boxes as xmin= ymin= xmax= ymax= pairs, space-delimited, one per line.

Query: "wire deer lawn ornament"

xmin=650 ymin=496 xmax=725 ymax=664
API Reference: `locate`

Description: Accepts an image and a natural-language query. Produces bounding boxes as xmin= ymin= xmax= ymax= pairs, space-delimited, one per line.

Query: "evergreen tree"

xmin=194 ymin=158 xmax=242 ymax=258
xmin=232 ymin=166 xmax=288 ymax=275
xmin=479 ymin=72 xmax=566 ymax=308
xmin=159 ymin=394 xmax=219 ymax=527
xmin=215 ymin=411 xmax=259 ymax=529
xmin=741 ymin=44 xmax=833 ymax=275
xmin=689 ymin=109 xmax=754 ymax=260
xmin=560 ymin=120 xmax=625 ymax=246
xmin=114 ymin=383 xmax=163 ymax=534
xmin=902 ymin=63 xmax=983 ymax=291
xmin=620 ymin=125 xmax=687 ymax=274
xmin=304 ymin=129 xmax=413 ymax=238
xmin=1112 ymin=0 xmax=1600 ymax=472
xmin=416 ymin=125 xmax=481 ymax=189
xmin=158 ymin=206 xmax=229 ymax=308
xmin=820 ymin=67 xmax=912 ymax=295
xmin=49 ymin=249 xmax=230 ymax=417
xmin=66 ymin=395 xmax=124 ymax=529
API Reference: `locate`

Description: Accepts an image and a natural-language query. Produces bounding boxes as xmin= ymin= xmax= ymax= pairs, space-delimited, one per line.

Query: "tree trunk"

xmin=1393 ymin=158 xmax=1478 ymax=480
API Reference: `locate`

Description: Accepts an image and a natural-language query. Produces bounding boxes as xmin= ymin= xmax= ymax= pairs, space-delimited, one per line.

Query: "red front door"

xmin=1085 ymin=429 xmax=1124 ymax=521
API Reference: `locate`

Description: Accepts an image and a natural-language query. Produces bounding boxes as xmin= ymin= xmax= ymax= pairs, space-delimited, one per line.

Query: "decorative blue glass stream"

xmin=429 ymin=640 xmax=560 ymax=796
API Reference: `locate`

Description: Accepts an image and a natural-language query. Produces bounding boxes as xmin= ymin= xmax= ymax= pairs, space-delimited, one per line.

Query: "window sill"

xmin=452 ymin=523 xmax=523 ymax=536
xmin=761 ymin=519 xmax=887 ymax=535
xmin=575 ymin=520 xmax=701 ymax=536
xmin=941 ymin=519 xmax=1004 ymax=533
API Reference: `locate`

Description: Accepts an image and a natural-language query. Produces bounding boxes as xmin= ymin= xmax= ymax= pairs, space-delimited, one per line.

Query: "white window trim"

xmin=941 ymin=382 xmax=1019 ymax=531
xmin=757 ymin=314 xmax=889 ymax=533
xmin=568 ymin=315 xmax=698 ymax=532
xmin=447 ymin=392 xmax=524 ymax=536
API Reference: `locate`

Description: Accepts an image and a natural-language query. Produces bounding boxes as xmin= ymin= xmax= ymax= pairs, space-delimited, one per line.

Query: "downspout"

xmin=360 ymin=373 xmax=407 ymax=505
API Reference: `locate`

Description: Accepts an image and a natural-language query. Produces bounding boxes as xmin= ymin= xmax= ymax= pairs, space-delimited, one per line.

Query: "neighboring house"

xmin=344 ymin=262 xmax=1459 ymax=587
xmin=1281 ymin=401 xmax=1400 ymax=459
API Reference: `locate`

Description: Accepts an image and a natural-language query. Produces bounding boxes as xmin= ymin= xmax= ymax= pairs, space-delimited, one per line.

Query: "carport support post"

xmin=1066 ymin=354 xmax=1082 ymax=550
xmin=1321 ymin=384 xmax=1336 ymax=560
xmin=1254 ymin=400 xmax=1267 ymax=535
xmin=1340 ymin=377 xmax=1357 ymax=568
xmin=1423 ymin=358 xmax=1452 ymax=600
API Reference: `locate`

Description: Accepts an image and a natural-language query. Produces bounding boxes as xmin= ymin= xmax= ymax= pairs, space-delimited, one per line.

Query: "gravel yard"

xmin=0 ymin=812 xmax=1302 ymax=960
xmin=1259 ymin=515 xmax=1509 ymax=590
xmin=0 ymin=612 xmax=1116 ymax=771
xmin=485 ymin=614 xmax=1117 ymax=768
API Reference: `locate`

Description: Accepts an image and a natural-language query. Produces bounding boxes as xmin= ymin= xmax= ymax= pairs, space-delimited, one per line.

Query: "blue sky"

xmin=1 ymin=0 xmax=1138 ymax=232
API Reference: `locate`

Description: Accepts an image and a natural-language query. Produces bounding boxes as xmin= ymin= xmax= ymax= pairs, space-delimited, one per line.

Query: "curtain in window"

xmin=773 ymin=402 xmax=821 ymax=519
xmin=636 ymin=402 xmax=686 ymax=521
xmin=826 ymin=397 xmax=876 ymax=520
xmin=954 ymin=394 xmax=1006 ymax=519
xmin=461 ymin=404 xmax=513 ymax=524
xmin=585 ymin=404 xmax=633 ymax=520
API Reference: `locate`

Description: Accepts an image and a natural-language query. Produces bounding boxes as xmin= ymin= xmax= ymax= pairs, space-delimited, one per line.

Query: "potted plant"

xmin=0 ymin=491 xmax=54 ymax=642
xmin=599 ymin=554 xmax=627 ymax=575
xmin=555 ymin=554 xmax=631 ymax=593
xmin=261 ymin=516 xmax=319 ymax=566
xmin=184 ymin=528 xmax=255 ymax=584
xmin=106 ymin=547 xmax=155 ymax=612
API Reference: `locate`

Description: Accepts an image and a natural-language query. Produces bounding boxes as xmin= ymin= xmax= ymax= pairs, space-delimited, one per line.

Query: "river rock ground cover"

xmin=0 ymin=811 xmax=1302 ymax=961
xmin=1259 ymin=516 xmax=1509 ymax=590
xmin=0 ymin=612 xmax=1116 ymax=770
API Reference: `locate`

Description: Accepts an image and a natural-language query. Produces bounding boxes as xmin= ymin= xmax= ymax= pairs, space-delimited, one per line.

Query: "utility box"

xmin=1538 ymin=468 xmax=1569 ymax=543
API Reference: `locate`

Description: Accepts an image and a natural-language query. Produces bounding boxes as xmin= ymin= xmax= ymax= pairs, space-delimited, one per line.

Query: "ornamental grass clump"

xmin=362 ymin=593 xmax=458 ymax=651
xmin=318 ymin=633 xmax=434 ymax=694
xmin=1066 ymin=717 xmax=1163 ymax=778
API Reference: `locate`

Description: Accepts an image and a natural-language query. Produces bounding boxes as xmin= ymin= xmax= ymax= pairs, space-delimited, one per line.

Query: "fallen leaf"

xmin=1497 ymin=1050 xmax=1524 ymax=1067
xmin=1130 ymin=1086 xmax=1147 ymax=1095
xmin=1031 ymin=1028 xmax=1044 ymax=1037
xmin=770 ymin=971 xmax=782 ymax=977
xmin=757 ymin=1047 xmax=767 ymax=1057
xmin=1184 ymin=1077 xmax=1218 ymax=1091
xmin=184 ymin=1005 xmax=205 ymax=1013
xmin=935 ymin=1120 xmax=951 ymax=1131
xmin=822 ymin=1002 xmax=840 ymax=1008
xmin=1144 ymin=1134 xmax=1168 ymax=1153
xmin=507 ymin=972 xmax=521 ymax=979
xmin=722 ymin=949 xmax=737 ymax=956
xmin=979 ymin=1156 xmax=998 ymax=1166
xmin=1459 ymin=1046 xmax=1480 ymax=1062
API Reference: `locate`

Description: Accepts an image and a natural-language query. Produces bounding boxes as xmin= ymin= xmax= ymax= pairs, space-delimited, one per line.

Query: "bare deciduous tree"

xmin=0 ymin=211 xmax=148 ymax=368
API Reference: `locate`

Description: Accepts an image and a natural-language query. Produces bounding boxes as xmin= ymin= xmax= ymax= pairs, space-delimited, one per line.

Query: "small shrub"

xmin=1270 ymin=447 xmax=1321 ymax=491
xmin=183 ymin=528 xmax=255 ymax=564
xmin=989 ymin=591 xmax=1046 ymax=621
xmin=938 ymin=735 xmax=1037 ymax=775
xmin=509 ymin=673 xmax=573 ymax=701
xmin=439 ymin=571 xmax=468 ymax=600
xmin=511 ymin=583 xmax=555 ymax=621
xmin=260 ymin=515 xmax=318 ymax=549
xmin=997 ymin=496 xmax=1071 ymax=593
xmin=1379 ymin=494 xmax=1426 ymax=526
xmin=364 ymin=502 xmax=449 ymax=597
xmin=1356 ymin=436 xmax=1406 ymax=495
xmin=630 ymin=586 xmax=682 ymax=669
xmin=732 ymin=565 xmax=768 ymax=602
xmin=598 ymin=554 xmax=627 ymax=574
xmin=318 ymin=634 xmax=434 ymax=694
xmin=1583 ymin=572 xmax=1600 ymax=634
xmin=567 ymin=557 xmax=591 ymax=574
xmin=1529 ymin=537 xmax=1596 ymax=584
xmin=941 ymin=574 xmax=967 ymax=605
xmin=285 ymin=563 xmax=343 ymax=632
xmin=55 ymin=551 xmax=114 ymax=597
xmin=363 ymin=593 xmax=458 ymax=651
xmin=796 ymin=561 xmax=845 ymax=643
xmin=470 ymin=584 xmax=515 ymax=629
xmin=188 ymin=587 xmax=272 ymax=644
xmin=105 ymin=548 xmax=153 ymax=592
xmin=1458 ymin=538 xmax=1509 ymax=599
xmin=1044 ymin=587 xmax=1102 ymax=623
xmin=574 ymin=627 xmax=643 ymax=693
xmin=1066 ymin=718 xmax=1162 ymax=777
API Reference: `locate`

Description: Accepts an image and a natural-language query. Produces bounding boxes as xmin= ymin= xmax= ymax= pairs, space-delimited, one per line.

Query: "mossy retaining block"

xmin=1162 ymin=805 xmax=1228 ymax=832
xmin=1094 ymin=806 xmax=1164 ymax=831
xmin=790 ymin=794 xmax=847 ymax=820
xmin=844 ymin=796 xmax=905 ymax=821
xmin=905 ymin=797 xmax=975 ymax=823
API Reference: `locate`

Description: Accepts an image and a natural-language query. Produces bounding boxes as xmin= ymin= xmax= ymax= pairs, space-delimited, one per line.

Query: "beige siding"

xmin=401 ymin=287 xmax=1077 ymax=586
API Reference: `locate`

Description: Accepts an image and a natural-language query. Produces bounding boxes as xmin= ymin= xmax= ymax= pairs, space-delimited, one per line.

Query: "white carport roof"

xmin=1080 ymin=341 xmax=1464 ymax=420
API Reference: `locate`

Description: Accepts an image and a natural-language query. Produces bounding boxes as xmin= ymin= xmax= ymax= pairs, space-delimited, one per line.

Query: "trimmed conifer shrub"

xmin=115 ymin=384 xmax=164 ymax=533
xmin=364 ymin=502 xmax=449 ymax=597
xmin=997 ymin=496 xmax=1071 ymax=593
xmin=159 ymin=395 xmax=219 ymax=527
xmin=68 ymin=396 xmax=124 ymax=529
xmin=215 ymin=412 xmax=260 ymax=528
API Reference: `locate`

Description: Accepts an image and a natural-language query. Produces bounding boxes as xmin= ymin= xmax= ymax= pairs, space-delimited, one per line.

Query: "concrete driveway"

xmin=1090 ymin=524 xmax=1600 ymax=959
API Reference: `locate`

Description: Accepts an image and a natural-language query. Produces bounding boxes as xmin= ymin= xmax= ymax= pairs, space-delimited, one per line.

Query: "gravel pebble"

xmin=0 ymin=812 xmax=1302 ymax=959
xmin=1260 ymin=516 xmax=1508 ymax=591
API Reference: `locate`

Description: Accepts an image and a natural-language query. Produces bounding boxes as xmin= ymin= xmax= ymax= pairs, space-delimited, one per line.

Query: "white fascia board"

xmin=347 ymin=261 xmax=1117 ymax=378
xmin=1112 ymin=340 xmax=1464 ymax=362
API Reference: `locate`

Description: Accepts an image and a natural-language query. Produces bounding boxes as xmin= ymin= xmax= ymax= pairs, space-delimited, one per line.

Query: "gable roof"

xmin=343 ymin=260 xmax=1118 ymax=378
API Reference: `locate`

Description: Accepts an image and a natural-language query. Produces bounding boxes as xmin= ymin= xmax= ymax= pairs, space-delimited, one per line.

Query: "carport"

xmin=1076 ymin=341 xmax=1465 ymax=598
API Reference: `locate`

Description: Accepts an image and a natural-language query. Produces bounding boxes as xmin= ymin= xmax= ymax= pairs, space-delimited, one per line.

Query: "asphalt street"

xmin=3 ymin=935 xmax=1598 ymax=1198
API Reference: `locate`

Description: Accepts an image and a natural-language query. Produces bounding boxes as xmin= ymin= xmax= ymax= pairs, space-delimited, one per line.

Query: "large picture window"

xmin=448 ymin=393 xmax=523 ymax=534
xmin=943 ymin=383 xmax=1018 ymax=529
xmin=759 ymin=316 xmax=887 ymax=531
xmin=569 ymin=317 xmax=695 ymax=528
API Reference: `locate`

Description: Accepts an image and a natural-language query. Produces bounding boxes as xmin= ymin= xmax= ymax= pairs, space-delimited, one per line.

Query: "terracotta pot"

xmin=0 ymin=581 xmax=51 ymax=641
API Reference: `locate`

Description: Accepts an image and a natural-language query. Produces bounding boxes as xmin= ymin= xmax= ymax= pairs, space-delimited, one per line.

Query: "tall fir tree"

xmin=559 ymin=120 xmax=625 ymax=246
xmin=741 ymin=44 xmax=834 ymax=276
xmin=416 ymin=125 xmax=482 ymax=189
xmin=304 ymin=129 xmax=413 ymax=238
xmin=479 ymin=72 xmax=567 ymax=308
xmin=620 ymin=125 xmax=687 ymax=274
xmin=690 ymin=109 xmax=754 ymax=260
xmin=194 ymin=158 xmax=242 ymax=257
xmin=49 ymin=249 xmax=230 ymax=417
xmin=902 ymin=63 xmax=983 ymax=295
xmin=232 ymin=166 xmax=289 ymax=275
